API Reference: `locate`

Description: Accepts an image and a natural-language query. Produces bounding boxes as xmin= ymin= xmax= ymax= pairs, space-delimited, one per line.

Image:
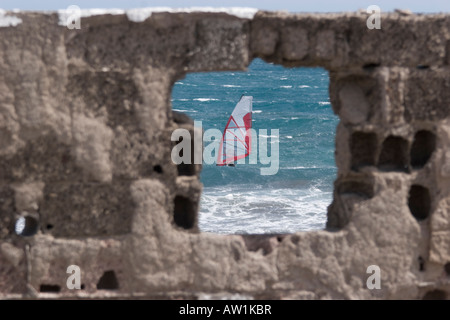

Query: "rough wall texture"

xmin=1 ymin=9 xmax=450 ymax=299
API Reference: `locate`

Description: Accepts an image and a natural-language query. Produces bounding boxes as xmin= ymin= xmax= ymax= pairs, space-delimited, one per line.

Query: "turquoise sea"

xmin=171 ymin=58 xmax=338 ymax=234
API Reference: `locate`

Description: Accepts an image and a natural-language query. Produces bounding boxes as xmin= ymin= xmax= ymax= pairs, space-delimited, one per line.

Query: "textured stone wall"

xmin=1 ymin=9 xmax=450 ymax=299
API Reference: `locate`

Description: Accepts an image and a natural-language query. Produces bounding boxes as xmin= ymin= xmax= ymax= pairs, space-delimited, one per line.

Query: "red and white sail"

xmin=217 ymin=96 xmax=253 ymax=166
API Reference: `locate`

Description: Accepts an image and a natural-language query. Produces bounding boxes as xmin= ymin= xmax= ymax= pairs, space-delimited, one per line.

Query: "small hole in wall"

xmin=80 ymin=284 xmax=85 ymax=290
xmin=378 ymin=136 xmax=409 ymax=172
xmin=15 ymin=216 xmax=39 ymax=237
xmin=153 ymin=165 xmax=163 ymax=174
xmin=418 ymin=256 xmax=425 ymax=271
xmin=174 ymin=136 xmax=196 ymax=176
xmin=326 ymin=178 xmax=375 ymax=229
xmin=173 ymin=195 xmax=196 ymax=230
xmin=242 ymin=235 xmax=277 ymax=256
xmin=416 ymin=65 xmax=430 ymax=70
xmin=46 ymin=224 xmax=54 ymax=230
xmin=408 ymin=185 xmax=431 ymax=221
xmin=410 ymin=130 xmax=436 ymax=169
xmin=39 ymin=284 xmax=61 ymax=293
xmin=362 ymin=63 xmax=380 ymax=70
xmin=350 ymin=132 xmax=377 ymax=170
xmin=444 ymin=262 xmax=450 ymax=276
xmin=177 ymin=163 xmax=195 ymax=176
xmin=422 ymin=289 xmax=447 ymax=300
xmin=96 ymin=270 xmax=119 ymax=290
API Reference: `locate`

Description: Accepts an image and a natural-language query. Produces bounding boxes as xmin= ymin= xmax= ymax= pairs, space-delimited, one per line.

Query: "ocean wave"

xmin=194 ymin=98 xmax=220 ymax=102
xmin=198 ymin=185 xmax=331 ymax=234
xmin=175 ymin=82 xmax=197 ymax=86
xmin=222 ymin=85 xmax=241 ymax=88
xmin=280 ymin=85 xmax=292 ymax=88
xmin=259 ymin=134 xmax=279 ymax=138
xmin=281 ymin=165 xmax=336 ymax=170
xmin=173 ymin=108 xmax=197 ymax=113
xmin=318 ymin=101 xmax=331 ymax=105
xmin=298 ymin=85 xmax=311 ymax=88
xmin=253 ymin=110 xmax=262 ymax=113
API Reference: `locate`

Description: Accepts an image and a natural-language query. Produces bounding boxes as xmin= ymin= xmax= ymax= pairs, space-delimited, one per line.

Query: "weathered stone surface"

xmin=0 ymin=8 xmax=449 ymax=300
xmin=405 ymin=69 xmax=450 ymax=122
xmin=0 ymin=241 xmax=27 ymax=294
xmin=39 ymin=181 xmax=135 ymax=238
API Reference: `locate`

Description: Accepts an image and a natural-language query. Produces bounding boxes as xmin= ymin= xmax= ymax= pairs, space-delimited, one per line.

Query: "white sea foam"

xmin=253 ymin=110 xmax=262 ymax=113
xmin=286 ymin=136 xmax=293 ymax=139
xmin=173 ymin=108 xmax=197 ymax=112
xmin=199 ymin=186 xmax=331 ymax=234
xmin=259 ymin=134 xmax=278 ymax=138
xmin=318 ymin=101 xmax=331 ymax=105
xmin=194 ymin=98 xmax=219 ymax=102
xmin=0 ymin=9 xmax=22 ymax=27
xmin=222 ymin=85 xmax=241 ymax=88
xmin=298 ymin=85 xmax=311 ymax=88
xmin=58 ymin=7 xmax=258 ymax=26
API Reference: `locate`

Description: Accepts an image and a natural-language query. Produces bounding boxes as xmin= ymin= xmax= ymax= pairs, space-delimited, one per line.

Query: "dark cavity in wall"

xmin=422 ymin=289 xmax=447 ymax=300
xmin=173 ymin=195 xmax=196 ymax=230
xmin=326 ymin=177 xmax=375 ymax=230
xmin=39 ymin=284 xmax=61 ymax=293
xmin=15 ymin=215 xmax=39 ymax=237
xmin=444 ymin=262 xmax=450 ymax=276
xmin=410 ymin=130 xmax=436 ymax=169
xmin=418 ymin=256 xmax=425 ymax=271
xmin=153 ymin=165 xmax=163 ymax=174
xmin=350 ymin=132 xmax=377 ymax=170
xmin=96 ymin=270 xmax=119 ymax=290
xmin=408 ymin=185 xmax=431 ymax=221
xmin=378 ymin=136 xmax=409 ymax=172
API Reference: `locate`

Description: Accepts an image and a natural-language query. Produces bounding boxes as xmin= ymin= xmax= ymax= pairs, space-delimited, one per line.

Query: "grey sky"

xmin=1 ymin=0 xmax=449 ymax=13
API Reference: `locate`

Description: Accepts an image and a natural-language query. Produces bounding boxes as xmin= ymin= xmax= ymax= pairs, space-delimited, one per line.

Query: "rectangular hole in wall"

xmin=171 ymin=58 xmax=338 ymax=234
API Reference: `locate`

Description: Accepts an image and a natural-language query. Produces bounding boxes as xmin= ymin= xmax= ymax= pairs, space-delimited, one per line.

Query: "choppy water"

xmin=171 ymin=58 xmax=338 ymax=234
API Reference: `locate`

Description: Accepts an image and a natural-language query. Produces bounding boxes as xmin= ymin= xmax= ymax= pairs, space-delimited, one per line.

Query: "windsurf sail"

xmin=217 ymin=95 xmax=253 ymax=166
